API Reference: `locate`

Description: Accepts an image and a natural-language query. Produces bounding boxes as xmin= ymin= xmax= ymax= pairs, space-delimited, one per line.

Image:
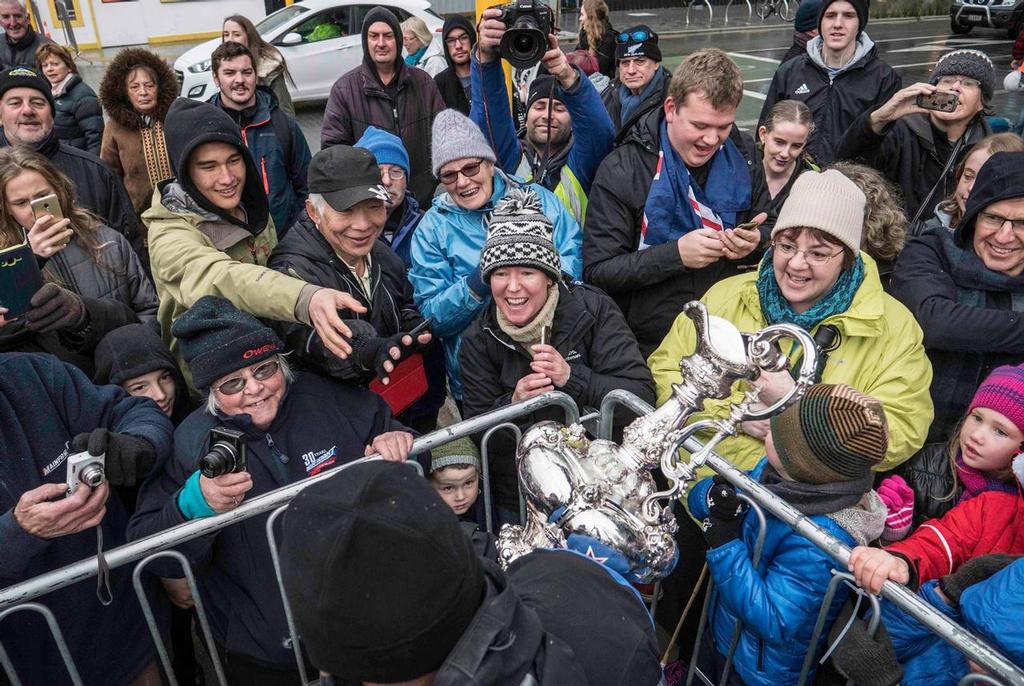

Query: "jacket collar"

xmin=207 ymin=87 xmax=275 ymax=128
xmin=0 ymin=126 xmax=60 ymax=157
xmin=158 ymin=181 xmax=258 ymax=250
xmin=903 ymin=111 xmax=989 ymax=155
xmin=806 ymin=33 xmax=876 ymax=76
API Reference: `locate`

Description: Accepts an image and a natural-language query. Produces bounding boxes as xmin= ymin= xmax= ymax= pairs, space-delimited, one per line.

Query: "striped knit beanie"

xmin=967 ymin=364 xmax=1024 ymax=436
xmin=480 ymin=188 xmax=561 ymax=282
xmin=770 ymin=384 xmax=889 ymax=484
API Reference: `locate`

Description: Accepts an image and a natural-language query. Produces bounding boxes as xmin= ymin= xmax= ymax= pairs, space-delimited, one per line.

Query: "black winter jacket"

xmin=0 ymin=128 xmax=141 ymax=244
xmin=751 ymin=154 xmax=818 ymax=229
xmin=760 ymin=37 xmax=901 ymax=165
xmin=433 ymin=14 xmax=475 ymax=115
xmin=582 ymin=107 xmax=765 ymax=356
xmin=460 ymin=280 xmax=655 ymax=509
xmin=128 ymin=372 xmax=415 ymax=668
xmin=601 ymin=65 xmax=671 ymax=143
xmin=835 ymin=110 xmax=990 ymax=222
xmin=575 ymin=17 xmax=617 ymax=78
xmin=52 ymin=74 xmax=104 ymax=155
xmin=0 ymin=28 xmax=48 ymax=70
xmin=896 ymin=442 xmax=960 ymax=528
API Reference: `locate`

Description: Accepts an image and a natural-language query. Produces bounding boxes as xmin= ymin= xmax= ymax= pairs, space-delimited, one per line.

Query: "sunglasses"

xmin=438 ymin=161 xmax=483 ymax=185
xmin=616 ymin=29 xmax=652 ymax=44
xmin=213 ymin=359 xmax=281 ymax=395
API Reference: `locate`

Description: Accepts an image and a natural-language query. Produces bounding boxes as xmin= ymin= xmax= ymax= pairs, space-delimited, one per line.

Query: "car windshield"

xmin=256 ymin=5 xmax=308 ymax=35
xmin=424 ymin=7 xmax=443 ymax=20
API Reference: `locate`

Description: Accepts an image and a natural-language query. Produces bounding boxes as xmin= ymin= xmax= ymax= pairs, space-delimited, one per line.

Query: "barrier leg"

xmin=0 ymin=602 xmax=84 ymax=686
xmin=266 ymin=506 xmax=311 ymax=686
xmin=481 ymin=423 xmax=523 ymax=533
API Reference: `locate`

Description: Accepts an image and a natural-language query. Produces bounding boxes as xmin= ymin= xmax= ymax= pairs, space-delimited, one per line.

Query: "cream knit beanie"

xmin=772 ymin=169 xmax=866 ymax=253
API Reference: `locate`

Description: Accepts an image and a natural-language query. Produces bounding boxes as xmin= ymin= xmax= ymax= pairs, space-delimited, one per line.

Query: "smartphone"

xmin=30 ymin=194 xmax=64 ymax=221
xmin=916 ymin=91 xmax=959 ymax=113
xmin=540 ymin=325 xmax=552 ymax=347
xmin=732 ymin=220 xmax=760 ymax=232
xmin=0 ymin=240 xmax=44 ymax=318
xmin=409 ymin=318 xmax=432 ymax=336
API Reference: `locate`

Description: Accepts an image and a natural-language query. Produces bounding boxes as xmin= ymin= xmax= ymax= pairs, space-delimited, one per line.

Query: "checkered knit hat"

xmin=770 ymin=384 xmax=889 ymax=484
xmin=931 ymin=49 xmax=995 ymax=101
xmin=967 ymin=364 xmax=1024 ymax=436
xmin=480 ymin=188 xmax=561 ymax=282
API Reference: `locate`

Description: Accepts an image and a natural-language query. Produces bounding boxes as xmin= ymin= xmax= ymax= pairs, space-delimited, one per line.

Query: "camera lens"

xmin=79 ymin=463 xmax=105 ymax=488
xmin=499 ymin=27 xmax=546 ymax=69
xmin=199 ymin=442 xmax=239 ymax=479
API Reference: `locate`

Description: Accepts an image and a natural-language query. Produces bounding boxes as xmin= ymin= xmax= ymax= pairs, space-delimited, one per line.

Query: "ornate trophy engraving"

xmin=496 ymin=301 xmax=820 ymax=582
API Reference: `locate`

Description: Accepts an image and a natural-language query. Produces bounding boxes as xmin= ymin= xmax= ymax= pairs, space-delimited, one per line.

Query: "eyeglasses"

xmin=616 ymin=30 xmax=653 ymax=43
xmin=445 ymin=33 xmax=471 ymax=46
xmin=380 ymin=166 xmax=405 ymax=180
xmin=936 ymin=75 xmax=981 ymax=91
xmin=438 ymin=161 xmax=483 ymax=185
xmin=978 ymin=211 xmax=1024 ymax=232
xmin=213 ymin=359 xmax=281 ymax=395
xmin=772 ymin=240 xmax=844 ymax=266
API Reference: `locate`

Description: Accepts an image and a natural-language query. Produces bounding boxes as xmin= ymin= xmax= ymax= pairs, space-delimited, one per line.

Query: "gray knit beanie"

xmin=430 ymin=436 xmax=481 ymax=473
xmin=431 ymin=109 xmax=497 ymax=177
xmin=930 ymin=49 xmax=995 ymax=101
xmin=480 ymin=188 xmax=561 ymax=282
xmin=772 ymin=169 xmax=866 ymax=254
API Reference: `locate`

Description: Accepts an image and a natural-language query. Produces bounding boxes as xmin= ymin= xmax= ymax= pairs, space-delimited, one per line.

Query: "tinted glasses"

xmin=213 ymin=359 xmax=281 ymax=395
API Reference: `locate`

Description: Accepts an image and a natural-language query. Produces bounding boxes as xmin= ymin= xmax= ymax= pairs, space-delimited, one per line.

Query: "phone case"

xmin=0 ymin=241 xmax=43 ymax=317
xmin=368 ymin=353 xmax=428 ymax=415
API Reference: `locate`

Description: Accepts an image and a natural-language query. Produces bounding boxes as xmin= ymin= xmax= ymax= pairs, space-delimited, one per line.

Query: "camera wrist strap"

xmin=95 ymin=525 xmax=113 ymax=606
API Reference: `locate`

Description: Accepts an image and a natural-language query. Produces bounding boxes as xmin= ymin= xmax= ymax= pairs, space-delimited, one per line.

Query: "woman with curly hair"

xmin=99 ymin=48 xmax=178 ymax=233
xmin=222 ymin=14 xmax=294 ymax=116
xmin=575 ymin=0 xmax=616 ymax=78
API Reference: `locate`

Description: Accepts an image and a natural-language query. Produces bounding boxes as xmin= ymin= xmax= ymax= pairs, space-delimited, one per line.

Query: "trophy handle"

xmin=738 ymin=323 xmax=819 ymax=422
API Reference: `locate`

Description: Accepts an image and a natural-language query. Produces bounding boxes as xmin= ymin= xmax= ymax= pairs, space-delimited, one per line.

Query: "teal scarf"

xmin=405 ymin=45 xmax=427 ymax=66
xmin=757 ymin=249 xmax=865 ymax=330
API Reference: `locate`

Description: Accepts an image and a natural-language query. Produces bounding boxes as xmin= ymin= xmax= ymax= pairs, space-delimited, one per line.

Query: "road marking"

xmin=890 ymin=38 xmax=1007 ymax=52
xmin=743 ymin=89 xmax=767 ymax=100
xmin=728 ymin=51 xmax=780 ymax=64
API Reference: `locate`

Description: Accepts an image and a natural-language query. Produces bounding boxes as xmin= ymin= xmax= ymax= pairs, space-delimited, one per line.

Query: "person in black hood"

xmin=321 ymin=7 xmax=445 ymax=206
xmin=434 ymin=14 xmax=475 ymax=114
xmin=280 ymin=460 xmax=663 ymax=686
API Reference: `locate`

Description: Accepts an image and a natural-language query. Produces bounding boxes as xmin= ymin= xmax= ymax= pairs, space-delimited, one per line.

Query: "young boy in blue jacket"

xmin=688 ymin=383 xmax=888 ymax=686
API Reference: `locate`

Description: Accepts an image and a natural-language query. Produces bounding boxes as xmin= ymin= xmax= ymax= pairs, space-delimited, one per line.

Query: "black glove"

xmin=827 ymin=599 xmax=902 ymax=686
xmin=25 ymin=283 xmax=87 ymax=333
xmin=71 ymin=428 xmax=157 ymax=487
xmin=701 ymin=478 xmax=746 ymax=548
xmin=352 ymin=330 xmax=418 ymax=382
xmin=938 ymin=554 xmax=1023 ymax=608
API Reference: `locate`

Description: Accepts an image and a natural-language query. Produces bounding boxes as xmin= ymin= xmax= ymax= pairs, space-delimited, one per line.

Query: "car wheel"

xmin=951 ymin=18 xmax=972 ymax=33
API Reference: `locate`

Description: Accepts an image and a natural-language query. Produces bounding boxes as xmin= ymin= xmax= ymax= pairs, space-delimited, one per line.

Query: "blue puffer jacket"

xmin=381 ymin=193 xmax=424 ymax=269
xmin=884 ymin=559 xmax=1024 ymax=686
xmin=409 ymin=169 xmax=582 ymax=400
xmin=208 ymin=88 xmax=311 ymax=238
xmin=688 ymin=463 xmax=861 ymax=686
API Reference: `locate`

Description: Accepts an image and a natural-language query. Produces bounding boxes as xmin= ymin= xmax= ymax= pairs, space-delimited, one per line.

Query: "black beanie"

xmin=818 ymin=0 xmax=869 ymax=37
xmin=955 ymin=151 xmax=1024 ymax=248
xmin=280 ymin=461 xmax=485 ymax=682
xmin=615 ymin=25 xmax=662 ymax=62
xmin=0 ymin=67 xmax=54 ymax=115
xmin=163 ymin=97 xmax=269 ymax=233
xmin=360 ymin=6 xmax=404 ymax=74
xmin=527 ymin=74 xmax=565 ymax=110
xmin=169 ymin=295 xmax=283 ymax=390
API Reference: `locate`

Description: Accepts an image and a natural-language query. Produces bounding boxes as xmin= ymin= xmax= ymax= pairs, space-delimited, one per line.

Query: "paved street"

xmin=75 ymin=14 xmax=1022 ymax=152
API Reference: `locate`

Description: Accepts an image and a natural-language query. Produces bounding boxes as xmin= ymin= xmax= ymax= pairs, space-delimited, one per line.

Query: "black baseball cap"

xmin=308 ymin=145 xmax=390 ymax=211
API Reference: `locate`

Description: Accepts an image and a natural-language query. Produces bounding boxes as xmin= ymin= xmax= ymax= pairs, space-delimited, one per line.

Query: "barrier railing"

xmin=0 ymin=391 xmax=580 ymax=684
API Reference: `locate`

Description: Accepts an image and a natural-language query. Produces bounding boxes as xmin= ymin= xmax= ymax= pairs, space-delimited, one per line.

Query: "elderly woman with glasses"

xmin=892 ymin=151 xmax=1024 ymax=445
xmin=650 ymin=169 xmax=933 ymax=480
xmin=129 ymin=295 xmax=417 ymax=685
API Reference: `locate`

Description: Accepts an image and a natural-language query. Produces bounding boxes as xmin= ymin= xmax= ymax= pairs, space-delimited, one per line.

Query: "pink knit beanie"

xmin=967 ymin=364 xmax=1024 ymax=435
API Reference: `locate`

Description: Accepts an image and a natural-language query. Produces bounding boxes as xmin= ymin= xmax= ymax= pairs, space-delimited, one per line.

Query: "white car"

xmin=174 ymin=0 xmax=445 ymax=103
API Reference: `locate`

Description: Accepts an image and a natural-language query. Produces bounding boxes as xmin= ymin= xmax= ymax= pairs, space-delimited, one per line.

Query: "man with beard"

xmin=471 ymin=7 xmax=614 ymax=225
xmin=208 ymin=41 xmax=310 ymax=238
xmin=0 ymin=0 xmax=50 ymax=70
xmin=433 ymin=15 xmax=475 ymax=114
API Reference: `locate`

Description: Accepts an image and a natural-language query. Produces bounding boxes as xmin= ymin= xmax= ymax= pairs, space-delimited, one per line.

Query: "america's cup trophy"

xmin=496 ymin=301 xmax=820 ymax=582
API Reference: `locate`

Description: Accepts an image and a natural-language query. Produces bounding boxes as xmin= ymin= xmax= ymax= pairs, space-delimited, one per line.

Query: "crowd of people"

xmin=1 ymin=0 xmax=1024 ymax=684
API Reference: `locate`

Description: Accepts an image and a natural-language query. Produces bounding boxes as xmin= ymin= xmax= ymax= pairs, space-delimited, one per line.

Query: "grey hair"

xmin=205 ymin=354 xmax=294 ymax=415
xmin=306 ymin=192 xmax=327 ymax=215
xmin=0 ymin=0 xmax=26 ymax=10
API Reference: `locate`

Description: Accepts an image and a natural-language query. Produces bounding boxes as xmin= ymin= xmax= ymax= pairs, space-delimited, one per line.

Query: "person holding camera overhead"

xmin=128 ymin=295 xmax=418 ymax=686
xmin=472 ymin=4 xmax=614 ymax=226
xmin=836 ymin=49 xmax=994 ymax=223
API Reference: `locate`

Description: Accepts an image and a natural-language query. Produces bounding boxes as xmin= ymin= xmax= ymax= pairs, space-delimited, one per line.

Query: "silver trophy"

xmin=497 ymin=301 xmax=820 ymax=582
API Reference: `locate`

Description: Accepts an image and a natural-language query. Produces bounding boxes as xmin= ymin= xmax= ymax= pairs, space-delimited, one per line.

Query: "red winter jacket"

xmin=1014 ymin=30 xmax=1024 ymax=62
xmin=887 ymin=491 xmax=1024 ymax=584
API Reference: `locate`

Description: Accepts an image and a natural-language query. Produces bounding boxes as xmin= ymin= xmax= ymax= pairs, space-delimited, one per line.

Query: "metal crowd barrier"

xmin=597 ymin=390 xmax=1024 ymax=686
xmin=0 ymin=391 xmax=580 ymax=685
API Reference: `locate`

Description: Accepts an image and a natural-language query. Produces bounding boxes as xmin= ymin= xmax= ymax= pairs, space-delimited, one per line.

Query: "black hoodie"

xmin=434 ymin=15 xmax=476 ymax=115
xmin=360 ymin=6 xmax=405 ymax=87
xmin=161 ymin=97 xmax=270 ymax=235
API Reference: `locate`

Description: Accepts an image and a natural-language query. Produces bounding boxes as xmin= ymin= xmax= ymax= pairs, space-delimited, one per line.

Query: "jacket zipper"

xmin=392 ymin=106 xmax=400 ymax=132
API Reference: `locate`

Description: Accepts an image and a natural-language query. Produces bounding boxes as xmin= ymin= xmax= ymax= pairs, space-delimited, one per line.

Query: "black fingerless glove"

xmin=71 ymin=428 xmax=157 ymax=487
xmin=700 ymin=478 xmax=746 ymax=549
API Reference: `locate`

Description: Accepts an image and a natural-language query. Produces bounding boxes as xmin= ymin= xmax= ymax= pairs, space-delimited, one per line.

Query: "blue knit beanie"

xmin=355 ymin=126 xmax=410 ymax=176
xmin=794 ymin=0 xmax=821 ymax=32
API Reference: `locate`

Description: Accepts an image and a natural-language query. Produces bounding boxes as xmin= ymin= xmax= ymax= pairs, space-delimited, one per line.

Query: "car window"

xmin=292 ymin=8 xmax=350 ymax=44
xmin=352 ymin=4 xmax=411 ymax=26
xmin=256 ymin=5 xmax=308 ymax=36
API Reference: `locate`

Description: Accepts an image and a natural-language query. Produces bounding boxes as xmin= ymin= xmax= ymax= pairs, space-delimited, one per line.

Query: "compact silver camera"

xmin=66 ymin=450 xmax=105 ymax=495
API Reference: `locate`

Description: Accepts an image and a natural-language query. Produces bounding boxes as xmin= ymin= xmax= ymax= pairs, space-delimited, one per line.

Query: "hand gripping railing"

xmin=597 ymin=390 xmax=1024 ymax=686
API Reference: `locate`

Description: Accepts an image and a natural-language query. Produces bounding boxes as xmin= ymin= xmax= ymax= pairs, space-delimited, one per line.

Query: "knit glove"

xmin=352 ymin=331 xmax=418 ymax=382
xmin=25 ymin=283 xmax=87 ymax=334
xmin=827 ymin=600 xmax=902 ymax=686
xmin=700 ymin=477 xmax=746 ymax=549
xmin=877 ymin=475 xmax=915 ymax=543
xmin=70 ymin=428 xmax=157 ymax=488
xmin=938 ymin=554 xmax=1023 ymax=608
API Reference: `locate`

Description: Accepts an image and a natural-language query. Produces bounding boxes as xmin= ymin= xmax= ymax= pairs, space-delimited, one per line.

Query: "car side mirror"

xmin=279 ymin=32 xmax=302 ymax=46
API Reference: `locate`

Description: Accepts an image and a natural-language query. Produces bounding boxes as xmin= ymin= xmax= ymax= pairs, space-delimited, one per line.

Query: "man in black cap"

xmin=836 ymin=49 xmax=994 ymax=223
xmin=144 ymin=98 xmax=367 ymax=390
xmin=0 ymin=66 xmax=139 ymax=242
xmin=269 ymin=146 xmax=436 ymax=410
xmin=434 ymin=15 xmax=476 ymax=115
xmin=601 ymin=25 xmax=671 ymax=139
xmin=279 ymin=460 xmax=663 ymax=686
xmin=759 ymin=0 xmax=901 ymax=164
xmin=472 ymin=6 xmax=615 ymax=225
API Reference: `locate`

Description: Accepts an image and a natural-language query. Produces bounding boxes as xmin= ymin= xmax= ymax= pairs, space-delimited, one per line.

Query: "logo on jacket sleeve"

xmin=302 ymin=445 xmax=338 ymax=475
xmin=794 ymin=83 xmax=811 ymax=95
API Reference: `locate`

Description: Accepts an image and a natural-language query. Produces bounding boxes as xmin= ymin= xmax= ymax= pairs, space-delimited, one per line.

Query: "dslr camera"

xmin=495 ymin=0 xmax=554 ymax=69
xmin=197 ymin=426 xmax=247 ymax=478
xmin=66 ymin=449 xmax=105 ymax=496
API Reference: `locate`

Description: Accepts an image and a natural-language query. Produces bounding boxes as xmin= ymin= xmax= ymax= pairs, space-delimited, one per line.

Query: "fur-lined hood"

xmin=99 ymin=47 xmax=179 ymax=130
